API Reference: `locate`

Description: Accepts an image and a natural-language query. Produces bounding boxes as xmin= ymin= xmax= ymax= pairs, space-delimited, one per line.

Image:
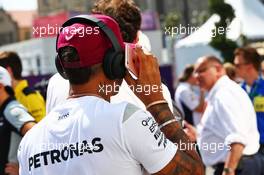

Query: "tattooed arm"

xmin=149 ymin=103 xmax=204 ymax=175
xmin=125 ymin=48 xmax=204 ymax=175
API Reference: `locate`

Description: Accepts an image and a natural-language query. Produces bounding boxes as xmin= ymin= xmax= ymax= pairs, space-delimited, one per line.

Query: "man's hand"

xmin=183 ymin=121 xmax=197 ymax=142
xmin=125 ymin=47 xmax=164 ymax=106
xmin=223 ymin=143 xmax=244 ymax=175
xmin=5 ymin=163 xmax=19 ymax=175
xmin=20 ymin=121 xmax=35 ymax=136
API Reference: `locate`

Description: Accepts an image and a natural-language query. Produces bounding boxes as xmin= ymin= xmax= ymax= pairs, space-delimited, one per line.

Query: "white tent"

xmin=0 ymin=38 xmax=57 ymax=76
xmin=174 ymin=0 xmax=264 ymax=76
xmin=226 ymin=0 xmax=264 ymax=40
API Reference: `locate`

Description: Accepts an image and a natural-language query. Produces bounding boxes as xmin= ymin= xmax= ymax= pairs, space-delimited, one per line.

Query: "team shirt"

xmin=241 ymin=76 xmax=264 ymax=144
xmin=15 ymin=80 xmax=46 ymax=122
xmin=18 ymin=96 xmax=177 ymax=175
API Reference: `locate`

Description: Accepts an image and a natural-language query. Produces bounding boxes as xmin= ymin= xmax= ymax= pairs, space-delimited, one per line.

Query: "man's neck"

xmin=69 ymin=74 xmax=114 ymax=102
xmin=245 ymin=70 xmax=259 ymax=86
xmin=69 ymin=84 xmax=107 ymax=100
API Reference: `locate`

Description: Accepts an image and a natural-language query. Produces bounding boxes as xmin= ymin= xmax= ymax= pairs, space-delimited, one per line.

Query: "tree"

xmin=164 ymin=11 xmax=180 ymax=28
xmin=209 ymin=0 xmax=238 ymax=63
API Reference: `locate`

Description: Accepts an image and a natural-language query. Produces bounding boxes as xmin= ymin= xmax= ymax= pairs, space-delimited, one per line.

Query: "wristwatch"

xmin=223 ymin=167 xmax=235 ymax=174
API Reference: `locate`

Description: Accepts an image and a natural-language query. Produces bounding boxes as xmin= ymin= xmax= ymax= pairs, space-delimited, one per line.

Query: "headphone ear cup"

xmin=55 ymin=55 xmax=68 ymax=79
xmin=103 ymin=49 xmax=125 ymax=80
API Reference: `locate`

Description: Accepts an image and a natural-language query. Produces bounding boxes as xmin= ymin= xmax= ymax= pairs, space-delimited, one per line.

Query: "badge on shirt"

xmin=254 ymin=96 xmax=264 ymax=112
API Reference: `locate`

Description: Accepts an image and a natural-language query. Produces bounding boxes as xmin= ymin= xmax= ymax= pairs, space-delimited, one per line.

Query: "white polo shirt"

xmin=18 ymin=96 xmax=177 ymax=175
xmin=197 ymin=76 xmax=259 ymax=166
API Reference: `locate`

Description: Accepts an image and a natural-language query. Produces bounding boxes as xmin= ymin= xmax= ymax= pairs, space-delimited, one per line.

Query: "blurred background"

xmin=0 ymin=0 xmax=263 ymax=99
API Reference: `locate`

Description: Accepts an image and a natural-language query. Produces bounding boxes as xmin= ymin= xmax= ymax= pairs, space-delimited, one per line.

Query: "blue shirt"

xmin=241 ymin=76 xmax=264 ymax=144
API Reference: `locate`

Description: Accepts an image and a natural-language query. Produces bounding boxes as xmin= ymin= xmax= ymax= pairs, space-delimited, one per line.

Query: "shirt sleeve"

xmin=214 ymin=94 xmax=250 ymax=146
xmin=4 ymin=100 xmax=35 ymax=134
xmin=122 ymin=104 xmax=177 ymax=174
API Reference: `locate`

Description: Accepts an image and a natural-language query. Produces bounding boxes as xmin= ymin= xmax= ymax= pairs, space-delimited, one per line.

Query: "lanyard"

xmin=242 ymin=77 xmax=262 ymax=100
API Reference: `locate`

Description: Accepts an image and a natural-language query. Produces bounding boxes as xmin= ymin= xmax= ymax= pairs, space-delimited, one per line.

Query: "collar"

xmin=207 ymin=75 xmax=229 ymax=101
xmin=241 ymin=75 xmax=263 ymax=91
xmin=14 ymin=80 xmax=28 ymax=94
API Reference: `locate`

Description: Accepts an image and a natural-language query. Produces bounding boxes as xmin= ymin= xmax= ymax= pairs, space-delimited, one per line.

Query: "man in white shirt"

xmin=194 ymin=55 xmax=263 ymax=175
xmin=46 ymin=0 xmax=173 ymax=114
xmin=18 ymin=14 xmax=204 ymax=175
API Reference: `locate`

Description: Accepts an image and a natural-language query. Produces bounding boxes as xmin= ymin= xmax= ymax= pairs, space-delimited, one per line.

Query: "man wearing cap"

xmin=0 ymin=66 xmax=35 ymax=175
xmin=18 ymin=14 xmax=204 ymax=175
xmin=46 ymin=0 xmax=174 ymax=114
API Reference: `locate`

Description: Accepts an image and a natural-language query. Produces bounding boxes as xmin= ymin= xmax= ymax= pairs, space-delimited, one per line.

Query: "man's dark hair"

xmin=58 ymin=47 xmax=100 ymax=85
xmin=234 ymin=47 xmax=262 ymax=71
xmin=0 ymin=51 xmax=23 ymax=80
xmin=92 ymin=0 xmax=141 ymax=43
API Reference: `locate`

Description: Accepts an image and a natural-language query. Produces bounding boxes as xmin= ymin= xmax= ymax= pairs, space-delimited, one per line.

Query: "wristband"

xmin=146 ymin=100 xmax=167 ymax=109
xmin=158 ymin=118 xmax=177 ymax=130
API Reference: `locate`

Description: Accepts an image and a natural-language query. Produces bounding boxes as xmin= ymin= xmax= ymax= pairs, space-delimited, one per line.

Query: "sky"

xmin=0 ymin=0 xmax=37 ymax=10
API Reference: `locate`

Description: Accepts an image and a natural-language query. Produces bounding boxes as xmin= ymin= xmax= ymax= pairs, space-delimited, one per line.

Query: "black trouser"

xmin=213 ymin=153 xmax=264 ymax=175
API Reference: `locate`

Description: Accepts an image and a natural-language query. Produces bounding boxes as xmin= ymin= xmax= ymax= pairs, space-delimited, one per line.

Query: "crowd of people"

xmin=0 ymin=0 xmax=263 ymax=175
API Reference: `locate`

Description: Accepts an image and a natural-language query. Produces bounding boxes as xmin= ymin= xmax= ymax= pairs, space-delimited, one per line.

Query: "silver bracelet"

xmin=158 ymin=118 xmax=177 ymax=130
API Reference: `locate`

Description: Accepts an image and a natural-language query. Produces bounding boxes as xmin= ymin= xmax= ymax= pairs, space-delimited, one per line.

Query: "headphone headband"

xmin=55 ymin=14 xmax=126 ymax=80
xmin=56 ymin=15 xmax=122 ymax=53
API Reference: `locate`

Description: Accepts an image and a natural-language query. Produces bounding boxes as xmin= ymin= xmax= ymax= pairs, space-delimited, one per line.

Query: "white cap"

xmin=0 ymin=66 xmax=11 ymax=86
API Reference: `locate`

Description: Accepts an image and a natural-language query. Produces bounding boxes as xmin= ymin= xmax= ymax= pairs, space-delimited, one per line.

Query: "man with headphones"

xmin=17 ymin=14 xmax=204 ymax=175
xmin=46 ymin=0 xmax=173 ymax=114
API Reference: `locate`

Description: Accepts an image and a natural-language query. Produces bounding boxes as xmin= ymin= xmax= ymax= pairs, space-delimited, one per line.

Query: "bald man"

xmin=194 ymin=55 xmax=262 ymax=175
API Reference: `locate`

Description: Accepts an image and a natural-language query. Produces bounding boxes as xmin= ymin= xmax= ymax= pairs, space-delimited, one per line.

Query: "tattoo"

xmin=153 ymin=150 xmax=204 ymax=175
xmin=148 ymin=103 xmax=202 ymax=161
